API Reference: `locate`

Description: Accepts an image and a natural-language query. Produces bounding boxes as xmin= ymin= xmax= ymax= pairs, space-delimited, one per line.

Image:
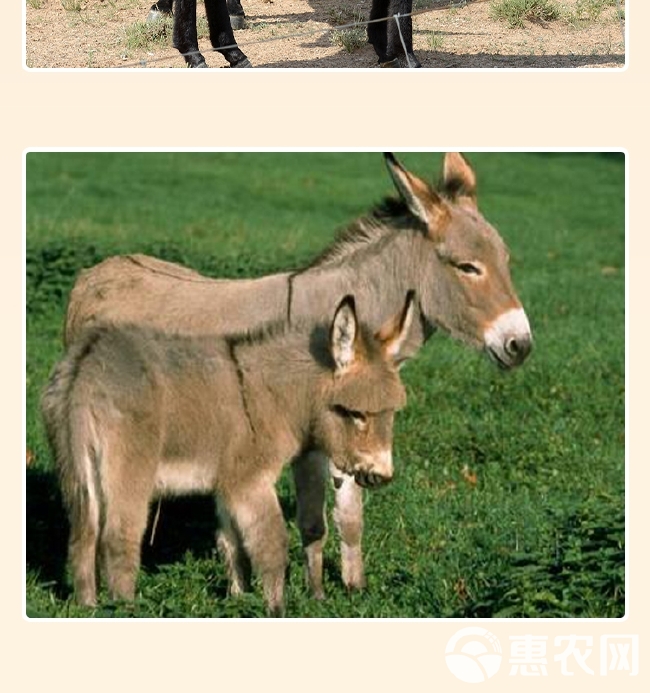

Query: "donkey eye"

xmin=333 ymin=406 xmax=368 ymax=428
xmin=456 ymin=262 xmax=482 ymax=276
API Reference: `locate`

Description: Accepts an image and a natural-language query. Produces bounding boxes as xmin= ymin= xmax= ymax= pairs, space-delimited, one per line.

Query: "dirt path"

xmin=25 ymin=0 xmax=625 ymax=69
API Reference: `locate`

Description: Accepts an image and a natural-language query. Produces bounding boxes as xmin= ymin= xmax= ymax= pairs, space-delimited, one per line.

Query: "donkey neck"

xmin=291 ymin=223 xmax=434 ymax=359
xmin=227 ymin=328 xmax=325 ymax=462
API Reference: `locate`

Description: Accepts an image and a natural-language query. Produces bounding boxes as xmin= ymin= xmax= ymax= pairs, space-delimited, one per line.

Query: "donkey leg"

xmin=228 ymin=484 xmax=288 ymax=617
xmin=173 ymin=0 xmax=208 ymax=68
xmin=99 ymin=471 xmax=151 ymax=602
xmin=332 ymin=470 xmax=365 ymax=591
xmin=386 ymin=0 xmax=421 ymax=68
xmin=292 ymin=451 xmax=329 ymax=599
xmin=216 ymin=499 xmax=252 ymax=595
xmin=67 ymin=493 xmax=100 ymax=606
xmin=368 ymin=0 xmax=392 ymax=66
xmin=100 ymin=505 xmax=149 ymax=601
xmin=204 ymin=0 xmax=252 ymax=67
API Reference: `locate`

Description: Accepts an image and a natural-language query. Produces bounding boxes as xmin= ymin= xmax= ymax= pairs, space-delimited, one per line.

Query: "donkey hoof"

xmin=146 ymin=9 xmax=170 ymax=23
xmin=345 ymin=579 xmax=366 ymax=593
xmin=230 ymin=15 xmax=246 ymax=30
xmin=194 ymin=62 xmax=208 ymax=68
xmin=232 ymin=57 xmax=253 ymax=68
xmin=380 ymin=58 xmax=399 ymax=68
xmin=397 ymin=54 xmax=422 ymax=69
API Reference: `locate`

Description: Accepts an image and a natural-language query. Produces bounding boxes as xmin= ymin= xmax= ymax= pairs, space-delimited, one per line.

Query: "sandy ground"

xmin=25 ymin=0 xmax=625 ymax=69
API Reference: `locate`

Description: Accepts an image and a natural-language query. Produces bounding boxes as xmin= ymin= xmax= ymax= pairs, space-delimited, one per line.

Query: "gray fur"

xmin=42 ymin=296 xmax=413 ymax=615
xmin=61 ymin=153 xmax=531 ymax=596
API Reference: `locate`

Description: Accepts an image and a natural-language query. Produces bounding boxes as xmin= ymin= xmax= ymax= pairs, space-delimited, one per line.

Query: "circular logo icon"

xmin=445 ymin=627 xmax=503 ymax=683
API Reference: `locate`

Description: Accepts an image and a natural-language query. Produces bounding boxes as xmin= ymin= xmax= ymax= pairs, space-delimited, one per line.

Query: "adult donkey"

xmin=43 ymin=294 xmax=414 ymax=615
xmin=147 ymin=0 xmax=421 ymax=68
xmin=64 ymin=153 xmax=532 ymax=598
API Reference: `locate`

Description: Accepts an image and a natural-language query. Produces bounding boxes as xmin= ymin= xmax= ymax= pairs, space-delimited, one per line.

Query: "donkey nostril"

xmin=377 ymin=472 xmax=393 ymax=486
xmin=506 ymin=337 xmax=519 ymax=355
xmin=506 ymin=336 xmax=532 ymax=361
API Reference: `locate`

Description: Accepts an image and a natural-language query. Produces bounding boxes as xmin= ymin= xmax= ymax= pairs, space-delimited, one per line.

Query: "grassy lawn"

xmin=25 ymin=152 xmax=625 ymax=618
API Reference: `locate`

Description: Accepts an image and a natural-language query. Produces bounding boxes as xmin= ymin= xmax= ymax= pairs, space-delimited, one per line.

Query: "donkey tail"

xmin=41 ymin=332 xmax=104 ymax=604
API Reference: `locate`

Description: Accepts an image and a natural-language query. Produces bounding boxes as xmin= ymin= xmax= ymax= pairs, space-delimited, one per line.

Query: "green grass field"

xmin=25 ymin=152 xmax=625 ymax=618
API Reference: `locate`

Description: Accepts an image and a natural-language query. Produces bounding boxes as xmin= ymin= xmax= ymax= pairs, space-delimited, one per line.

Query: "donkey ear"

xmin=384 ymin=153 xmax=449 ymax=229
xmin=376 ymin=290 xmax=416 ymax=366
xmin=330 ymin=295 xmax=359 ymax=373
xmin=442 ymin=152 xmax=477 ymax=204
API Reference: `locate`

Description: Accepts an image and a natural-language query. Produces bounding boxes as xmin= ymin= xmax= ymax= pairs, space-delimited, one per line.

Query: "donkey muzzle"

xmin=354 ymin=470 xmax=393 ymax=488
xmin=484 ymin=308 xmax=532 ymax=369
xmin=353 ymin=450 xmax=394 ymax=488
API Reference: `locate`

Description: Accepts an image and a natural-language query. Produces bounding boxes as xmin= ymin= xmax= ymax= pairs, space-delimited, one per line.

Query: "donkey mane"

xmin=224 ymin=318 xmax=291 ymax=350
xmin=225 ymin=316 xmax=393 ymax=381
xmin=305 ymin=176 xmax=473 ymax=273
xmin=304 ymin=197 xmax=418 ymax=271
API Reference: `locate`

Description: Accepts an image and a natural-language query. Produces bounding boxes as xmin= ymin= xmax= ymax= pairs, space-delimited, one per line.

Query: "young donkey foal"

xmin=42 ymin=294 xmax=414 ymax=615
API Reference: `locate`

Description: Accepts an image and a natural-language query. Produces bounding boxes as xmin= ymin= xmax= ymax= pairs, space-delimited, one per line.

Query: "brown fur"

xmin=61 ymin=153 xmax=531 ymax=596
xmin=42 ymin=295 xmax=414 ymax=616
